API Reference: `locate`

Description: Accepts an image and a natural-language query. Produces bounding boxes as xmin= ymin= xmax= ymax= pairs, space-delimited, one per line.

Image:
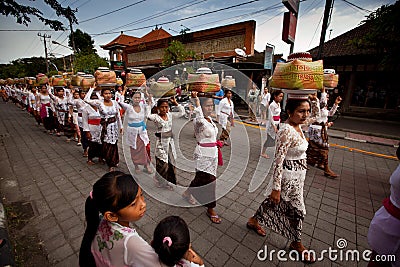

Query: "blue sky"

xmin=0 ymin=0 xmax=396 ymax=64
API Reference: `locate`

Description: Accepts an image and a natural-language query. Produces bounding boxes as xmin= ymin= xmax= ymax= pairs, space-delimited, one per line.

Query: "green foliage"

xmin=0 ymin=57 xmax=47 ymax=78
xmin=69 ymin=29 xmax=96 ymax=54
xmin=350 ymin=1 xmax=400 ymax=70
xmin=162 ymin=40 xmax=197 ymax=67
xmin=0 ymin=0 xmax=78 ymax=31
xmin=74 ymin=53 xmax=109 ymax=74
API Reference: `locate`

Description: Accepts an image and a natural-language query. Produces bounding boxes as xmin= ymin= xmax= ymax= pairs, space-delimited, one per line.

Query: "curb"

xmin=0 ymin=201 xmax=14 ymax=266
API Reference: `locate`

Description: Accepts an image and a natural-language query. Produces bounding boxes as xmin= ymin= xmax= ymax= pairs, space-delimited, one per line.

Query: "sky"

xmin=0 ymin=0 xmax=397 ymax=64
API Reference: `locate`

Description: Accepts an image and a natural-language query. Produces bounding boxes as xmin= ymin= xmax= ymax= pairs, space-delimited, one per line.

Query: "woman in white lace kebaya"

xmin=183 ymin=92 xmax=223 ymax=224
xmin=247 ymin=96 xmax=319 ymax=263
xmin=119 ymin=90 xmax=152 ymax=174
xmin=307 ymin=87 xmax=342 ymax=178
xmin=85 ymin=87 xmax=122 ymax=171
xmin=148 ymin=97 xmax=185 ymax=189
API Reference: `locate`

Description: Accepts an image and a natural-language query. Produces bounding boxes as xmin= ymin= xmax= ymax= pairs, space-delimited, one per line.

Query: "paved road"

xmin=0 ymin=101 xmax=398 ymax=267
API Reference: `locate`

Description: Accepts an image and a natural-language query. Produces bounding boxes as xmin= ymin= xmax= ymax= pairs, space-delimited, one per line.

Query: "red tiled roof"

xmin=101 ymin=34 xmax=141 ymax=49
xmin=308 ymin=22 xmax=376 ymax=58
xmin=140 ymin=28 xmax=172 ymax=42
xmin=101 ymin=28 xmax=172 ymax=49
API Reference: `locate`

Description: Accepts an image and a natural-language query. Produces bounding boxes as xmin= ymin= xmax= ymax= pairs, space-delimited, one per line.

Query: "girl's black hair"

xmin=270 ymin=89 xmax=283 ymax=104
xmin=285 ymin=98 xmax=311 ymax=115
xmin=79 ymin=171 xmax=139 ymax=267
xmin=152 ymin=216 xmax=190 ymax=267
xmin=101 ymin=87 xmax=111 ymax=95
xmin=157 ymin=98 xmax=169 ymax=107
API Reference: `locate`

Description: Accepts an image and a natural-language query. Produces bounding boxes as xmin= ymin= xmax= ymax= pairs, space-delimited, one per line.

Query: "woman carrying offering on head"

xmin=182 ymin=91 xmax=223 ymax=224
xmin=247 ymin=95 xmax=320 ymax=264
xmin=147 ymin=96 xmax=185 ymax=190
xmin=119 ymin=90 xmax=153 ymax=174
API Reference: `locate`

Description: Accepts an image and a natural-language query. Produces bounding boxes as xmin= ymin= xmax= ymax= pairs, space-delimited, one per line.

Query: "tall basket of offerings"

xmin=323 ymin=69 xmax=339 ymax=89
xmin=187 ymin=67 xmax=221 ymax=96
xmin=51 ymin=75 xmax=67 ymax=87
xmin=126 ymin=68 xmax=146 ymax=88
xmin=269 ymin=52 xmax=322 ymax=100
xmin=149 ymin=76 xmax=175 ymax=98
xmin=36 ymin=73 xmax=49 ymax=86
xmin=71 ymin=72 xmax=85 ymax=88
xmin=80 ymin=74 xmax=95 ymax=91
xmin=221 ymin=75 xmax=236 ymax=89
xmin=94 ymin=67 xmax=117 ymax=90
xmin=6 ymin=78 xmax=14 ymax=85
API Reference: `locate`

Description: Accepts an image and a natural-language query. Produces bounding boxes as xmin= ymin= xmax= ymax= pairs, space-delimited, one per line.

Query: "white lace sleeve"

xmin=171 ymin=104 xmax=185 ymax=118
xmin=271 ymin=127 xmax=292 ymax=191
xmin=328 ymin=103 xmax=338 ymax=117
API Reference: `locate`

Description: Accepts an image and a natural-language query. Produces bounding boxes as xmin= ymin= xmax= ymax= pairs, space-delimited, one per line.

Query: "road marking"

xmin=236 ymin=120 xmax=397 ymax=160
xmin=330 ymin=144 xmax=397 ymax=160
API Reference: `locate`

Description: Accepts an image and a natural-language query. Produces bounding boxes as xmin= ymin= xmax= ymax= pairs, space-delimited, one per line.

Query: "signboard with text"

xmin=282 ymin=12 xmax=297 ymax=44
xmin=264 ymin=45 xmax=274 ymax=71
xmin=111 ymin=61 xmax=126 ymax=71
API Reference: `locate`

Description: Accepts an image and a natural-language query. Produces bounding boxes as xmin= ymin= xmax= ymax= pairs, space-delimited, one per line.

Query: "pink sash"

xmin=198 ymin=141 xmax=224 ymax=166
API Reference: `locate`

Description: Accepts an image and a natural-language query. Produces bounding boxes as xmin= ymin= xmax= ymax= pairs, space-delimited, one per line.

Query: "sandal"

xmin=87 ymin=160 xmax=96 ymax=165
xmin=182 ymin=192 xmax=197 ymax=205
xmin=246 ymin=221 xmax=266 ymax=236
xmin=260 ymin=154 xmax=270 ymax=159
xmin=289 ymin=242 xmax=316 ymax=264
xmin=206 ymin=211 xmax=222 ymax=224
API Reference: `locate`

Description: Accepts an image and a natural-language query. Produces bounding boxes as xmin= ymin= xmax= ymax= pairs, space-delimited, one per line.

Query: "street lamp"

xmin=49 ymin=53 xmax=67 ymax=72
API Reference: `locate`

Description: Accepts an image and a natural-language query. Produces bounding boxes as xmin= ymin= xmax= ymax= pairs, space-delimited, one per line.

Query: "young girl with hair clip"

xmin=79 ymin=171 xmax=165 ymax=267
xmin=147 ymin=96 xmax=185 ymax=190
xmin=152 ymin=216 xmax=204 ymax=267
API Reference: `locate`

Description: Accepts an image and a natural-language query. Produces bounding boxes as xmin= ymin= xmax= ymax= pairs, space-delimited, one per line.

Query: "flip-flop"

xmin=206 ymin=211 xmax=221 ymax=224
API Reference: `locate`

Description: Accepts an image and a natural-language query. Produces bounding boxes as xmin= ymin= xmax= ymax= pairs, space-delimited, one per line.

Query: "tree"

xmin=69 ymin=29 xmax=96 ymax=54
xmin=349 ymin=1 xmax=400 ymax=70
xmin=162 ymin=40 xmax=196 ymax=67
xmin=74 ymin=53 xmax=109 ymax=74
xmin=0 ymin=0 xmax=78 ymax=31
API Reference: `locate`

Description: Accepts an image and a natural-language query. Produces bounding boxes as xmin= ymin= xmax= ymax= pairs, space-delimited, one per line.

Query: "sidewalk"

xmin=0 ymin=101 xmax=399 ymax=266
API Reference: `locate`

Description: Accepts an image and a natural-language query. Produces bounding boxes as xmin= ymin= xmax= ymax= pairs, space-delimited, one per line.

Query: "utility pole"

xmin=317 ymin=0 xmax=334 ymax=59
xmin=65 ymin=6 xmax=77 ymax=74
xmin=38 ymin=33 xmax=51 ymax=74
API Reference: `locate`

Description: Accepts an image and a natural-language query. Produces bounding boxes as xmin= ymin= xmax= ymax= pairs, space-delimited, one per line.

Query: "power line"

xmin=76 ymin=0 xmax=92 ymax=9
xmin=79 ymin=0 xmax=147 ymax=23
xmin=91 ymin=0 xmax=263 ymax=36
xmin=99 ymin=0 xmax=207 ymax=36
xmin=340 ymin=0 xmax=372 ymax=13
